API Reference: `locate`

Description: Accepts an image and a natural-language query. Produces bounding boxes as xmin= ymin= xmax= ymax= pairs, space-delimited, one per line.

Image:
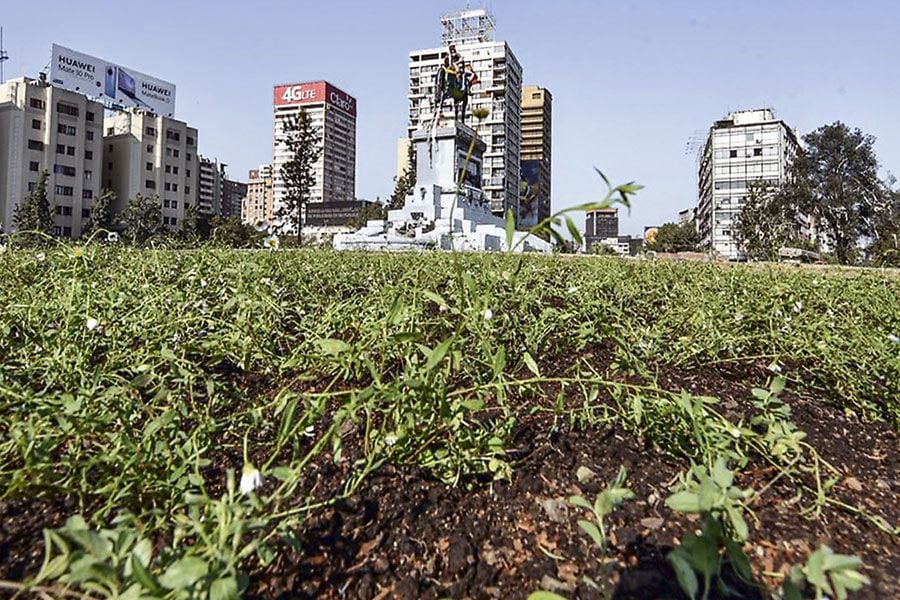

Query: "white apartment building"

xmin=103 ymin=109 xmax=199 ymax=230
xmin=242 ymin=164 xmax=274 ymax=225
xmin=408 ymin=9 xmax=523 ymax=219
xmin=697 ymin=109 xmax=800 ymax=259
xmin=272 ymin=81 xmax=356 ymax=232
xmin=198 ymin=155 xmax=225 ymax=216
xmin=0 ymin=76 xmax=103 ymax=238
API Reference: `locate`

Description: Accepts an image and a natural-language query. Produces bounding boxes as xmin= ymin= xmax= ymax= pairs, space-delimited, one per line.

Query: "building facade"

xmin=197 ymin=155 xmax=225 ymax=216
xmin=222 ymin=178 xmax=247 ymax=219
xmin=697 ymin=109 xmax=800 ymax=259
xmin=242 ymin=164 xmax=274 ymax=225
xmin=408 ymin=9 xmax=523 ymax=220
xmin=0 ymin=76 xmax=103 ymax=238
xmin=584 ymin=208 xmax=619 ymax=251
xmin=520 ymin=85 xmax=552 ymax=228
xmin=271 ymin=81 xmax=356 ymax=232
xmin=103 ymin=108 xmax=199 ymax=230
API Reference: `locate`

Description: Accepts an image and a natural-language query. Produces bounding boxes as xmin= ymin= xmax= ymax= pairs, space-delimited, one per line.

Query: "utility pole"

xmin=0 ymin=27 xmax=9 ymax=83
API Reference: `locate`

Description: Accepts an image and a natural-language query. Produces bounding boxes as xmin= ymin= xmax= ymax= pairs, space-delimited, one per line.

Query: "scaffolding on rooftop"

xmin=440 ymin=8 xmax=495 ymax=46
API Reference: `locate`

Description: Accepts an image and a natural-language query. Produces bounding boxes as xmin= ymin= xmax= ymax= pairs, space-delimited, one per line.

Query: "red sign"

xmin=273 ymin=81 xmax=356 ymax=117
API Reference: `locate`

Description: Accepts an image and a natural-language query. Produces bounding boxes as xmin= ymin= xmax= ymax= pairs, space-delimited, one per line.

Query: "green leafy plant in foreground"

xmin=782 ymin=545 xmax=870 ymax=600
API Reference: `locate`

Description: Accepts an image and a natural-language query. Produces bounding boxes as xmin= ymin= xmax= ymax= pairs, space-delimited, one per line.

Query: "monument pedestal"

xmin=333 ymin=123 xmax=550 ymax=253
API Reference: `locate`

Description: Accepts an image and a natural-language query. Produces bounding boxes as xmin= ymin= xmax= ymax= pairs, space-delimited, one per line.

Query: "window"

xmin=173 ymin=167 xmax=179 ymax=175
xmin=754 ymin=148 xmax=763 ymax=157
xmin=172 ymin=184 xmax=178 ymax=192
xmin=67 ymin=146 xmax=75 ymax=156
xmin=86 ymin=131 xmax=94 ymax=141
xmin=173 ymin=149 xmax=180 ymax=158
xmin=56 ymin=103 xmax=79 ymax=117
xmin=30 ymin=161 xmax=40 ymax=172
xmin=85 ymin=150 xmax=93 ymax=160
xmin=165 ymin=165 xmax=171 ymax=174
xmin=146 ymin=162 xmax=153 ymax=171
xmin=165 ymin=182 xmax=171 ymax=191
xmin=186 ymin=153 xmax=192 ymax=162
xmin=57 ymin=124 xmax=76 ymax=136
xmin=166 ymin=130 xmax=180 ymax=141
xmin=82 ymin=190 xmax=93 ymax=199
xmin=170 ymin=217 xmax=177 ymax=226
xmin=52 ymin=226 xmax=62 ymax=236
xmin=84 ymin=170 xmax=93 ymax=180
xmin=32 ymin=119 xmax=41 ymax=130
xmin=56 ymin=144 xmax=66 ymax=154
xmin=63 ymin=226 xmax=72 ymax=237
xmin=30 ymin=98 xmax=45 ymax=109
xmin=86 ymin=111 xmax=95 ymax=122
xmin=145 ymin=180 xmax=156 ymax=189
xmin=63 ymin=206 xmax=73 ymax=215
xmin=82 ymin=208 xmax=90 ymax=218
xmin=185 ymin=186 xmax=191 ymax=195
xmin=108 ymin=144 xmax=114 ymax=153
xmin=28 ymin=140 xmax=45 ymax=151
xmin=107 ymin=127 xmax=115 ymax=135
xmin=166 ymin=148 xmax=171 ymax=157
xmin=729 ymin=149 xmax=738 ymax=158
xmin=145 ymin=126 xmax=157 ymax=136
xmin=186 ymin=169 xmax=191 ymax=177
xmin=147 ymin=144 xmax=154 ymax=153
xmin=53 ymin=164 xmax=76 ymax=176
xmin=107 ymin=162 xmax=113 ymax=170
xmin=55 ymin=185 xmax=74 ymax=197
xmin=28 ymin=182 xmax=37 ymax=192
xmin=164 ymin=199 xmax=170 ymax=208
xmin=186 ymin=136 xmax=195 ymax=146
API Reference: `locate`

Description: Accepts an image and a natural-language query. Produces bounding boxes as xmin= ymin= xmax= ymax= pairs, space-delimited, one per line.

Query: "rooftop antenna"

xmin=0 ymin=27 xmax=9 ymax=83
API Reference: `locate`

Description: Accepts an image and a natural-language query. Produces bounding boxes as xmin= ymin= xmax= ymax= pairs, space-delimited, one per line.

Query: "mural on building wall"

xmin=519 ymin=160 xmax=541 ymax=228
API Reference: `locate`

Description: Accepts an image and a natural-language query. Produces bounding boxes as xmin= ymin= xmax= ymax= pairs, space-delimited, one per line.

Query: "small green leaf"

xmin=564 ymin=216 xmax=583 ymax=248
xmin=130 ymin=552 xmax=162 ymax=594
xmin=576 ymin=519 xmax=605 ymax=549
xmin=523 ymin=351 xmax=540 ymax=377
xmin=210 ymin=576 xmax=240 ymax=600
xmin=505 ymin=208 xmax=515 ymax=250
xmin=425 ymin=338 xmax=453 ymax=372
xmin=316 ymin=338 xmax=352 ymax=355
xmin=667 ymin=549 xmax=699 ymax=599
xmin=666 ymin=491 xmax=702 ymax=513
xmin=527 ymin=592 xmax=568 ymax=600
xmin=724 ymin=537 xmax=752 ymax=582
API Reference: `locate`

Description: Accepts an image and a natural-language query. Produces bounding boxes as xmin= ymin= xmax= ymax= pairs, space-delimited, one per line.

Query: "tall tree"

xmin=734 ymin=181 xmax=800 ymax=261
xmin=115 ymin=193 xmax=164 ymax=245
xmin=388 ymin=143 xmax=416 ymax=210
xmin=13 ymin=171 xmax=53 ymax=244
xmin=83 ymin=188 xmax=116 ymax=237
xmin=651 ymin=221 xmax=700 ymax=253
xmin=277 ymin=110 xmax=321 ymax=244
xmin=781 ymin=122 xmax=887 ymax=264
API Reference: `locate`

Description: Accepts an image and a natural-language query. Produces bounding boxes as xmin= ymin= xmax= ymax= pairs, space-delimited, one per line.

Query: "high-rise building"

xmin=198 ymin=155 xmax=225 ymax=216
xmin=408 ymin=9 xmax=523 ymax=219
xmin=520 ymin=85 xmax=552 ymax=227
xmin=697 ymin=109 xmax=800 ymax=259
xmin=103 ymin=108 xmax=199 ymax=230
xmin=271 ymin=81 xmax=356 ymax=231
xmin=678 ymin=207 xmax=696 ymax=227
xmin=396 ymin=137 xmax=412 ymax=182
xmin=222 ymin=178 xmax=247 ymax=219
xmin=242 ymin=164 xmax=274 ymax=225
xmin=0 ymin=76 xmax=104 ymax=238
xmin=585 ymin=208 xmax=619 ymax=251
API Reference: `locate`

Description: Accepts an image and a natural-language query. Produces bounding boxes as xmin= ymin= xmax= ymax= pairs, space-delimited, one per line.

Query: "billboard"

xmin=274 ymin=81 xmax=357 ymax=117
xmin=50 ymin=44 xmax=176 ymax=117
xmin=644 ymin=226 xmax=660 ymax=245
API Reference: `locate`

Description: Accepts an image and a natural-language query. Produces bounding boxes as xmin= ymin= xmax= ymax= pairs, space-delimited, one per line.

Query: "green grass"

xmin=0 ymin=247 xmax=897 ymax=597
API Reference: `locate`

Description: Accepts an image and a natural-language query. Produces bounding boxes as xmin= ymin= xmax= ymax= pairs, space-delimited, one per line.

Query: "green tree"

xmin=277 ymin=110 xmax=321 ymax=244
xmin=733 ymin=181 xmax=800 ymax=261
xmin=116 ymin=193 xmax=164 ymax=245
xmin=388 ymin=143 xmax=416 ymax=210
xmin=347 ymin=201 xmax=387 ymax=230
xmin=780 ymin=122 xmax=888 ymax=264
xmin=13 ymin=170 xmax=53 ymax=245
xmin=208 ymin=216 xmax=264 ymax=248
xmin=651 ymin=221 xmax=700 ymax=253
xmin=178 ymin=202 xmax=202 ymax=242
xmin=83 ymin=188 xmax=116 ymax=238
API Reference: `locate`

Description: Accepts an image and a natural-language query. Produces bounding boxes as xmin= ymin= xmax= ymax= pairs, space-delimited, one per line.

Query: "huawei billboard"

xmin=273 ymin=81 xmax=357 ymax=117
xmin=50 ymin=44 xmax=176 ymax=117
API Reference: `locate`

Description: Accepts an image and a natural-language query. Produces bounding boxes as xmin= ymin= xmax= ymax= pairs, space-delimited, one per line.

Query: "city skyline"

xmin=1 ymin=0 xmax=898 ymax=235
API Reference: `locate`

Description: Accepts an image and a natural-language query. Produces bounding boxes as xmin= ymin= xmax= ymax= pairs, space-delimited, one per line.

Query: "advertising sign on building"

xmin=50 ymin=44 xmax=176 ymax=117
xmin=519 ymin=160 xmax=541 ymax=229
xmin=273 ymin=81 xmax=357 ymax=117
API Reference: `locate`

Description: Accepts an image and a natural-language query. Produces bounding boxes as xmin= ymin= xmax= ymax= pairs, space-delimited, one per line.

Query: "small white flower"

xmin=812 ymin=279 xmax=819 ymax=287
xmin=768 ymin=362 xmax=782 ymax=373
xmin=0 ymin=244 xmax=7 ymax=255
xmin=240 ymin=464 xmax=262 ymax=495
xmin=483 ymin=308 xmax=493 ymax=321
xmin=385 ymin=435 xmax=398 ymax=447
xmin=253 ymin=219 xmax=269 ymax=233
xmin=36 ymin=252 xmax=46 ymax=262
xmin=729 ymin=428 xmax=742 ymax=439
xmin=107 ymin=232 xmax=120 ymax=243
xmin=303 ymin=425 xmax=315 ymax=437
xmin=263 ymin=235 xmax=280 ymax=251
xmin=794 ymin=301 xmax=803 ymax=313
xmin=86 ymin=318 xmax=99 ymax=331
xmin=261 ymin=277 xmax=273 ymax=287
xmin=888 ymin=334 xmax=900 ymax=345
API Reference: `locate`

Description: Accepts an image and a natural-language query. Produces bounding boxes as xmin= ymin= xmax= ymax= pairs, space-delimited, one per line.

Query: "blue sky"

xmin=3 ymin=0 xmax=898 ymax=234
